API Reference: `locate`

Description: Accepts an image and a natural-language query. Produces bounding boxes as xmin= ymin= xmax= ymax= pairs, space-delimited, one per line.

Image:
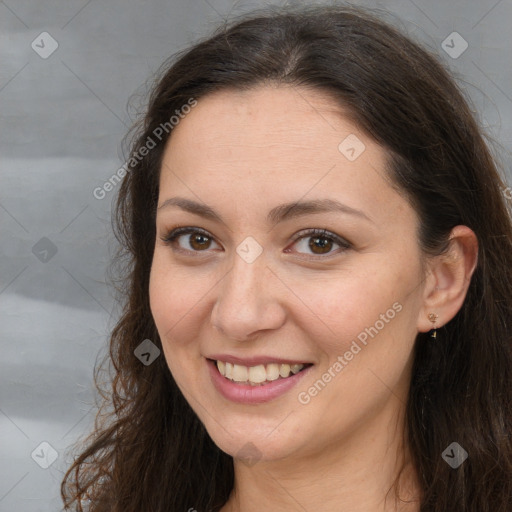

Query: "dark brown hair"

xmin=62 ymin=4 xmax=512 ymax=511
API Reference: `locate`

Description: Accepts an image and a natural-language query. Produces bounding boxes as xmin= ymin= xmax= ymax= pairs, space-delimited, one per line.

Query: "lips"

xmin=206 ymin=357 xmax=314 ymax=404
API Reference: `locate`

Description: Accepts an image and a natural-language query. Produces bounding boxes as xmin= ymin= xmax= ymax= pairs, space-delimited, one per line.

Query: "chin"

xmin=202 ymin=412 xmax=309 ymax=464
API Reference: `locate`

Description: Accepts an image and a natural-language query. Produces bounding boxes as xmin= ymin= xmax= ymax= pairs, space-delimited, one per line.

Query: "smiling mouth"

xmin=209 ymin=358 xmax=313 ymax=386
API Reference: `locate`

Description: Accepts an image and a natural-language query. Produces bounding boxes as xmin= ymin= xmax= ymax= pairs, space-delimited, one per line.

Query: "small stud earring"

xmin=428 ymin=313 xmax=438 ymax=338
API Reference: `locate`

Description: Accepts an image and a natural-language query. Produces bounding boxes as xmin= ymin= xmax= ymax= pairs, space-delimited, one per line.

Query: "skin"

xmin=149 ymin=85 xmax=478 ymax=512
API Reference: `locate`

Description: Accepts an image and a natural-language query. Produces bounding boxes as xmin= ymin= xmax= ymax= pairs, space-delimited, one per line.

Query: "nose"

xmin=211 ymin=253 xmax=286 ymax=341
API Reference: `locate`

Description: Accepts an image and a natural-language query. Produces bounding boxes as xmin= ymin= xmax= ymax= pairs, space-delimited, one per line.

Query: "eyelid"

xmin=161 ymin=226 xmax=211 ymax=242
xmin=160 ymin=226 xmax=220 ymax=255
xmin=289 ymin=228 xmax=351 ymax=249
xmin=160 ymin=226 xmax=351 ymax=257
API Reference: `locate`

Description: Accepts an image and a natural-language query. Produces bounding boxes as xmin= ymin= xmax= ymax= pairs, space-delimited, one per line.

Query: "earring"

xmin=428 ymin=313 xmax=438 ymax=338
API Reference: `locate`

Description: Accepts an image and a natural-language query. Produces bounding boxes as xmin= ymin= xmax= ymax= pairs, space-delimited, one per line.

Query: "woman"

xmin=61 ymin=4 xmax=512 ymax=511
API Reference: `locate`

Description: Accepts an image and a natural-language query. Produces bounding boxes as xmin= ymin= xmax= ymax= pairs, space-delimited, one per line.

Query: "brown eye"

xmin=289 ymin=228 xmax=351 ymax=258
xmin=160 ymin=227 xmax=220 ymax=253
xmin=308 ymin=236 xmax=334 ymax=254
xmin=189 ymin=233 xmax=212 ymax=251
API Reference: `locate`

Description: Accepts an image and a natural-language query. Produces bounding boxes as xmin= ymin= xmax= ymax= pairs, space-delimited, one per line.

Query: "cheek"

xmin=293 ymin=266 xmax=420 ymax=434
xmin=149 ymin=256 xmax=207 ymax=388
xmin=282 ymin=261 xmax=417 ymax=357
xmin=149 ymin=266 xmax=199 ymax=396
xmin=149 ymin=251 xmax=212 ymax=342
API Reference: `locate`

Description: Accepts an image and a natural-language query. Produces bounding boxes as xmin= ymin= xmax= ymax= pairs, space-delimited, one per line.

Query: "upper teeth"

xmin=216 ymin=361 xmax=305 ymax=385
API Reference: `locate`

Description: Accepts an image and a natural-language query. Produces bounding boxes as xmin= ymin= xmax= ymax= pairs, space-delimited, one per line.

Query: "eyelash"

xmin=159 ymin=226 xmax=351 ymax=259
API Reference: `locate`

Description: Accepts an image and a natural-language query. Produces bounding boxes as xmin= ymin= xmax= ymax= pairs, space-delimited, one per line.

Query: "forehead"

xmin=159 ymin=85 xmax=409 ymax=226
xmin=166 ymin=85 xmax=357 ymax=155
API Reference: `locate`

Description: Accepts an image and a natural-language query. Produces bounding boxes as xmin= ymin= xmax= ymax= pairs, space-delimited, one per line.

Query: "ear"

xmin=417 ymin=225 xmax=478 ymax=333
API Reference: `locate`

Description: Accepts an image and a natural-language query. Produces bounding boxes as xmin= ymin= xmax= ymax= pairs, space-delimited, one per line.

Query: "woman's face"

xmin=149 ymin=85 xmax=428 ymax=464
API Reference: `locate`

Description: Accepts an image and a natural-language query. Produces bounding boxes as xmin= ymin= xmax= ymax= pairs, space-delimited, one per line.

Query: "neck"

xmin=221 ymin=401 xmax=422 ymax=512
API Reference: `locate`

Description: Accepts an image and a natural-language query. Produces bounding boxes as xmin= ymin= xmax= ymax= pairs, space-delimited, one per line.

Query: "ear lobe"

xmin=417 ymin=225 xmax=478 ymax=334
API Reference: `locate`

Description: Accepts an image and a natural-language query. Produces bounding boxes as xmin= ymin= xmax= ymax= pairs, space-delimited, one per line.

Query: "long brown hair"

xmin=61 ymin=4 xmax=512 ymax=511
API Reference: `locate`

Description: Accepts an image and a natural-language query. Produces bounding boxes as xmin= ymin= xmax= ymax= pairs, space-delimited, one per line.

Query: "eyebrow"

xmin=157 ymin=197 xmax=373 ymax=225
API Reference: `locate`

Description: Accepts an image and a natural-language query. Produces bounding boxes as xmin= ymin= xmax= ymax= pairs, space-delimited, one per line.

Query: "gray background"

xmin=1 ymin=0 xmax=511 ymax=510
